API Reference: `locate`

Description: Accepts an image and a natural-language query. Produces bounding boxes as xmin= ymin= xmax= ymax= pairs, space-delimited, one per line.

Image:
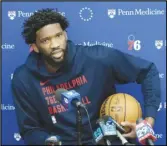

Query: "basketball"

xmin=100 ymin=93 xmax=142 ymax=132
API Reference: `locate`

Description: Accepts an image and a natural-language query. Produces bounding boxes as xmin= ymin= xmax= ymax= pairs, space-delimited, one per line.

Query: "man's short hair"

xmin=22 ymin=8 xmax=69 ymax=44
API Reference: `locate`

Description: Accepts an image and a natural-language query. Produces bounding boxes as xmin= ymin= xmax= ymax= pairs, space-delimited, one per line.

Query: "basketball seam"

xmin=123 ymin=94 xmax=126 ymax=122
xmin=108 ymin=95 xmax=114 ymax=116
xmin=101 ymin=97 xmax=109 ymax=117
xmin=102 ymin=99 xmax=107 ymax=116
xmin=104 ymin=98 xmax=109 ymax=116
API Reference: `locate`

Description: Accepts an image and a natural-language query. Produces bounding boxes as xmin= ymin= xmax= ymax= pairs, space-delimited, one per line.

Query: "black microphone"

xmin=54 ymin=89 xmax=86 ymax=145
xmin=45 ymin=136 xmax=61 ymax=146
xmin=54 ymin=88 xmax=85 ymax=109
xmin=136 ymin=118 xmax=156 ymax=146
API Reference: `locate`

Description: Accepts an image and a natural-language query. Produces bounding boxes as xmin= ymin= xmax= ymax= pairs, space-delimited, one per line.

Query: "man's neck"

xmin=44 ymin=60 xmax=62 ymax=73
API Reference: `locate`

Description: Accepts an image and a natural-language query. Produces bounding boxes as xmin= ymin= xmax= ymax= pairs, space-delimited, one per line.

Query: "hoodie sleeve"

xmin=11 ymin=71 xmax=50 ymax=145
xmin=84 ymin=45 xmax=161 ymax=120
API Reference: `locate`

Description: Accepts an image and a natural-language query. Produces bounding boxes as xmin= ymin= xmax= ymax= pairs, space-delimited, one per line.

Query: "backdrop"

xmin=2 ymin=2 xmax=166 ymax=145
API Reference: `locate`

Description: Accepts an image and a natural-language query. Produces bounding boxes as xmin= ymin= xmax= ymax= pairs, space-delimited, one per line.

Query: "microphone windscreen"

xmin=54 ymin=88 xmax=68 ymax=102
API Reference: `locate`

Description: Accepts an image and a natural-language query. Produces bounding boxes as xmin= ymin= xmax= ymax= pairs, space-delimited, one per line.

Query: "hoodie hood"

xmin=25 ymin=40 xmax=76 ymax=78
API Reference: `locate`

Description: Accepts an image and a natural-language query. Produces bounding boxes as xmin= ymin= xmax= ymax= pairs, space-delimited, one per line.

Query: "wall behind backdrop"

xmin=2 ymin=2 xmax=166 ymax=145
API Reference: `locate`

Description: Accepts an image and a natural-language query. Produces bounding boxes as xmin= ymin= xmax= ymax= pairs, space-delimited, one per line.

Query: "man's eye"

xmin=57 ymin=33 xmax=62 ymax=37
xmin=42 ymin=39 xmax=49 ymax=43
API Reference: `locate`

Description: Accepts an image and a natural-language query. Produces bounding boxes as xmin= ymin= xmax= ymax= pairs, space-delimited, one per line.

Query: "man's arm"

xmin=83 ymin=45 xmax=161 ymax=125
xmin=108 ymin=49 xmax=161 ymax=125
xmin=11 ymin=73 xmax=50 ymax=145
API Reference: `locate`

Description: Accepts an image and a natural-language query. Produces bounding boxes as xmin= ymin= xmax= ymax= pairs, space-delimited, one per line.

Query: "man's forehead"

xmin=36 ymin=23 xmax=62 ymax=37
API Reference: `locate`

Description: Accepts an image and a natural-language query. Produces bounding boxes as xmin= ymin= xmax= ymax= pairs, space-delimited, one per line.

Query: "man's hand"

xmin=145 ymin=117 xmax=154 ymax=127
xmin=120 ymin=117 xmax=155 ymax=139
xmin=121 ymin=121 xmax=136 ymax=138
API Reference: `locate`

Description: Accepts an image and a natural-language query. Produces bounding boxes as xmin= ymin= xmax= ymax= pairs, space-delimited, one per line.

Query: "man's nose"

xmin=50 ymin=39 xmax=60 ymax=49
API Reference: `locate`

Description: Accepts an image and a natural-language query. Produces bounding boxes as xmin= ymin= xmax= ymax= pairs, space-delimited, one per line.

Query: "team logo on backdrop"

xmin=128 ymin=34 xmax=141 ymax=51
xmin=14 ymin=133 xmax=22 ymax=141
xmin=108 ymin=9 xmax=116 ymax=19
xmin=155 ymin=40 xmax=163 ymax=49
xmin=79 ymin=7 xmax=93 ymax=21
xmin=8 ymin=11 xmax=16 ymax=20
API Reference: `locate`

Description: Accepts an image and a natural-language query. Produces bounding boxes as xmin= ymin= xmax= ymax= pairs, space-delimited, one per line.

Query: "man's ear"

xmin=31 ymin=44 xmax=39 ymax=53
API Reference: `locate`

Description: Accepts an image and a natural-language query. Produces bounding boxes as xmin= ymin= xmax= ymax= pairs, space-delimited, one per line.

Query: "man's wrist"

xmin=145 ymin=117 xmax=155 ymax=127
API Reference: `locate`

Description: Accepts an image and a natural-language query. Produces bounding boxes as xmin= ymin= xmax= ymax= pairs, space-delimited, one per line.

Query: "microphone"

xmin=93 ymin=127 xmax=104 ymax=144
xmin=96 ymin=116 xmax=118 ymax=145
xmin=54 ymin=88 xmax=85 ymax=109
xmin=45 ymin=136 xmax=62 ymax=146
xmin=136 ymin=118 xmax=157 ymax=145
xmin=100 ymin=116 xmax=135 ymax=146
xmin=54 ymin=89 xmax=87 ymax=145
xmin=116 ymin=130 xmax=135 ymax=145
xmin=97 ymin=117 xmax=117 ymax=137
xmin=103 ymin=115 xmax=126 ymax=133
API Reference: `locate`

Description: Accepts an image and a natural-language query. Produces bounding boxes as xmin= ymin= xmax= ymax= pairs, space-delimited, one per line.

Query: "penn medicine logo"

xmin=108 ymin=9 xmax=116 ymax=19
xmin=159 ymin=73 xmax=164 ymax=79
xmin=1 ymin=104 xmax=15 ymax=111
xmin=108 ymin=8 xmax=165 ymax=19
xmin=1 ymin=43 xmax=15 ymax=50
xmin=157 ymin=101 xmax=166 ymax=111
xmin=77 ymin=41 xmax=113 ymax=48
xmin=8 ymin=11 xmax=16 ymax=20
xmin=155 ymin=40 xmax=164 ymax=49
xmin=8 ymin=10 xmax=65 ymax=20
xmin=14 ymin=133 xmax=21 ymax=141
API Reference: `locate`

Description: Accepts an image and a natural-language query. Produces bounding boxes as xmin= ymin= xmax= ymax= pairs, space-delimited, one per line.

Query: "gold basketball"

xmin=100 ymin=93 xmax=142 ymax=132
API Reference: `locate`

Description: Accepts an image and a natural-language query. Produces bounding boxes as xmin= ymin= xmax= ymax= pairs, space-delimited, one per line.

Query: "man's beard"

xmin=41 ymin=49 xmax=67 ymax=68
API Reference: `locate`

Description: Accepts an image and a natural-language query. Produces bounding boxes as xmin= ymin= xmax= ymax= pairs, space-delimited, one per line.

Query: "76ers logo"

xmin=128 ymin=34 xmax=141 ymax=51
xmin=8 ymin=11 xmax=16 ymax=20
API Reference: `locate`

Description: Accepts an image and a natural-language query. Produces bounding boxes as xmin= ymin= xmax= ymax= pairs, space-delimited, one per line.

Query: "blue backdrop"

xmin=2 ymin=2 xmax=166 ymax=145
